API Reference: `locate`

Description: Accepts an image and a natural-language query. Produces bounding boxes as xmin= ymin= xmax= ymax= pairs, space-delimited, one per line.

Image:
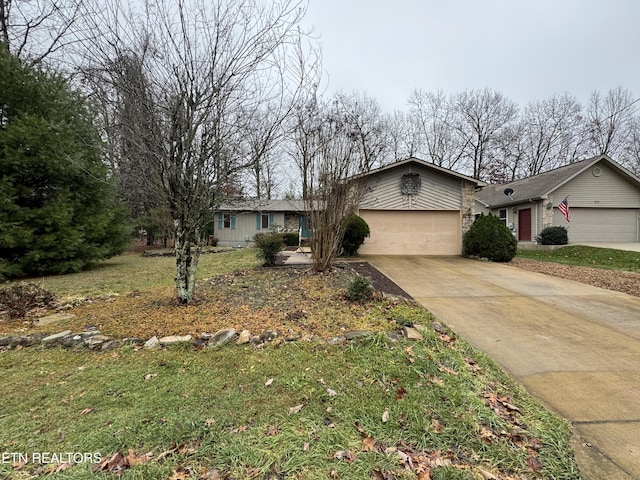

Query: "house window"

xmin=499 ymin=209 xmax=507 ymax=225
xmin=218 ymin=212 xmax=235 ymax=230
xmin=261 ymin=213 xmax=270 ymax=229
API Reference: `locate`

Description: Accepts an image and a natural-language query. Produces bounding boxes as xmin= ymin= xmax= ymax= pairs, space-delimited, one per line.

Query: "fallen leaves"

xmin=93 ymin=443 xmax=197 ymax=475
xmin=288 ymin=404 xmax=304 ymax=415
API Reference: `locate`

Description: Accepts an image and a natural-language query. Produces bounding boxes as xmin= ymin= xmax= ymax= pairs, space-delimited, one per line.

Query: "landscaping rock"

xmin=237 ymin=330 xmax=252 ymax=344
xmin=207 ymin=328 xmax=236 ymax=348
xmin=123 ymin=338 xmax=145 ymax=345
xmin=41 ymin=330 xmax=72 ymax=343
xmin=85 ymin=335 xmax=113 ymax=349
xmin=386 ymin=331 xmax=403 ymax=342
xmin=159 ymin=335 xmax=193 ymax=346
xmin=200 ymin=332 xmax=213 ymax=341
xmin=259 ymin=330 xmax=278 ymax=343
xmin=403 ymin=326 xmax=423 ymax=341
xmin=144 ymin=336 xmax=161 ymax=350
xmin=35 ymin=312 xmax=76 ymax=327
xmin=431 ymin=321 xmax=447 ymax=334
xmin=343 ymin=330 xmax=372 ymax=341
xmin=327 ymin=336 xmax=346 ymax=345
xmin=101 ymin=340 xmax=120 ymax=351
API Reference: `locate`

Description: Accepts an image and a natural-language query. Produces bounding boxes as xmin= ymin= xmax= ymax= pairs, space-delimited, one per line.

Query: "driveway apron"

xmin=367 ymin=255 xmax=640 ymax=480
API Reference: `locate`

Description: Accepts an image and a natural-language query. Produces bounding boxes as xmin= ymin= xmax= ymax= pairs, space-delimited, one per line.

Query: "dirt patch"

xmin=509 ymin=258 xmax=640 ymax=297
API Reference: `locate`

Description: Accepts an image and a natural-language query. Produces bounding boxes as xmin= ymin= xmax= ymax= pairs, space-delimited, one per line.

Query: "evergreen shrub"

xmin=341 ymin=214 xmax=370 ymax=256
xmin=536 ymin=226 xmax=568 ymax=245
xmin=254 ymin=232 xmax=284 ymax=266
xmin=463 ymin=213 xmax=517 ymax=262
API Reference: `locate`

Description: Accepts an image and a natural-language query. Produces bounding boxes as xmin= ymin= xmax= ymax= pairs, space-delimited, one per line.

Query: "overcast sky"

xmin=302 ymin=0 xmax=639 ymax=112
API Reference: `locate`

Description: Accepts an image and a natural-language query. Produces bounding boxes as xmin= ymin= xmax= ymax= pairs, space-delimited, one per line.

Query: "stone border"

xmin=0 ymin=324 xmax=431 ymax=353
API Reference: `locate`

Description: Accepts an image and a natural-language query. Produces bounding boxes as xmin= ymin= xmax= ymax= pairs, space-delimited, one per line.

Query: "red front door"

xmin=518 ymin=209 xmax=532 ymax=241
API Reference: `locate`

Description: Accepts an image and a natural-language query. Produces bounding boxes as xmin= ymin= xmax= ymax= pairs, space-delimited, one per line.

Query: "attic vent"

xmin=592 ymin=167 xmax=602 ymax=177
xmin=401 ymin=173 xmax=421 ymax=195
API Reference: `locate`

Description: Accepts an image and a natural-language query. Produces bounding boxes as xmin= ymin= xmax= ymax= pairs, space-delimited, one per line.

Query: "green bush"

xmin=341 ymin=214 xmax=370 ymax=256
xmin=254 ymin=232 xmax=284 ymax=266
xmin=281 ymin=232 xmax=299 ymax=247
xmin=463 ymin=213 xmax=517 ymax=262
xmin=536 ymin=226 xmax=568 ymax=245
xmin=345 ymin=274 xmax=373 ymax=303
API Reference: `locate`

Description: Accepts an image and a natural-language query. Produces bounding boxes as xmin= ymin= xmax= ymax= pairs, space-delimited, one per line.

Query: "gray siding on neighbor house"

xmin=359 ymin=163 xmax=463 ymax=210
xmin=551 ymin=163 xmax=640 ymax=208
xmin=214 ymin=211 xmax=286 ymax=246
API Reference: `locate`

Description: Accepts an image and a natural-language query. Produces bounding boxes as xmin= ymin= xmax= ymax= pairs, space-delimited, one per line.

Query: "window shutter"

xmin=218 ymin=213 xmax=223 ymax=230
xmin=269 ymin=213 xmax=274 ymax=227
xmin=256 ymin=213 xmax=261 ymax=230
xmin=231 ymin=215 xmax=236 ymax=230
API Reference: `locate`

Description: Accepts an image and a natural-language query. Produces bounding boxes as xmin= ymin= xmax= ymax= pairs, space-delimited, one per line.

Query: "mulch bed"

xmin=346 ymin=262 xmax=412 ymax=299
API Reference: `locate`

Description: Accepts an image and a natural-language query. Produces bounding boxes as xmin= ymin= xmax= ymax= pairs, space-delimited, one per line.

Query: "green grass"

xmin=517 ymin=245 xmax=640 ymax=273
xmin=0 ymin=250 xmax=582 ymax=479
xmin=0 ymin=328 xmax=580 ymax=479
xmin=9 ymin=248 xmax=261 ymax=297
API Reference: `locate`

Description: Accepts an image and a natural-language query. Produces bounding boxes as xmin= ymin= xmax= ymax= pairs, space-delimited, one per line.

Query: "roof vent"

xmin=503 ymin=188 xmax=515 ymax=199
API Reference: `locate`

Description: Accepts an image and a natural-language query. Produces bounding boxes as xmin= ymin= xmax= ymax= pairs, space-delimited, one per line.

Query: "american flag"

xmin=558 ymin=196 xmax=570 ymax=223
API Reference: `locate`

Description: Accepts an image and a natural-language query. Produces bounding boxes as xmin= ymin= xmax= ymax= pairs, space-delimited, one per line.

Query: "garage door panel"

xmin=359 ymin=210 xmax=461 ymax=255
xmin=554 ymin=208 xmax=639 ymax=242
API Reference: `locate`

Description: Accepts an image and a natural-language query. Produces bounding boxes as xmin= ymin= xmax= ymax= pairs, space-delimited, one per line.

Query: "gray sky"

xmin=303 ymin=0 xmax=639 ymax=112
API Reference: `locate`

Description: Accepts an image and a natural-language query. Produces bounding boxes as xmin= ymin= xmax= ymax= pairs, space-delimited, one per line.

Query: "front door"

xmin=518 ymin=209 xmax=532 ymax=241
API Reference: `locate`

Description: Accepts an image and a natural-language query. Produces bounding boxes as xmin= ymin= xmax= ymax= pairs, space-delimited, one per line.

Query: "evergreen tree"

xmin=0 ymin=49 xmax=130 ymax=278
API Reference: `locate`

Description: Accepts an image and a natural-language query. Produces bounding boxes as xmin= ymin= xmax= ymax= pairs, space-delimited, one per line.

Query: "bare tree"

xmin=516 ymin=93 xmax=587 ymax=177
xmin=585 ymin=86 xmax=637 ymax=159
xmin=333 ymin=91 xmax=389 ymax=170
xmin=83 ymin=0 xmax=308 ymax=304
xmin=451 ymin=88 xmax=519 ymax=180
xmin=1 ymin=0 xmax=89 ymax=64
xmin=385 ymin=110 xmax=421 ymax=162
xmin=298 ymin=97 xmax=372 ymax=271
xmin=408 ymin=89 xmax=465 ymax=169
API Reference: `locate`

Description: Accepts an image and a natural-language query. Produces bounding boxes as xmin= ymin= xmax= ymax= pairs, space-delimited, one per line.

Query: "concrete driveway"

xmin=367 ymin=256 xmax=640 ymax=480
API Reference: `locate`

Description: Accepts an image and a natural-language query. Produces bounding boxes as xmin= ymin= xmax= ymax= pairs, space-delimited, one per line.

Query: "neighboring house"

xmin=213 ymin=199 xmax=307 ymax=247
xmin=355 ymin=158 xmax=485 ymax=255
xmin=475 ymin=155 xmax=640 ymax=243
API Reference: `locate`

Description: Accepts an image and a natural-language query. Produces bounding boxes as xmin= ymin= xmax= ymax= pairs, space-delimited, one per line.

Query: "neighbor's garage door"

xmin=358 ymin=210 xmax=461 ymax=255
xmin=555 ymin=208 xmax=639 ymax=242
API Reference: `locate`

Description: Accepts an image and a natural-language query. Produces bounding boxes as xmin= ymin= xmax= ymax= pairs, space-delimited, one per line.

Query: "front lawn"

xmin=0 ymin=250 xmax=582 ymax=479
xmin=517 ymin=245 xmax=640 ymax=273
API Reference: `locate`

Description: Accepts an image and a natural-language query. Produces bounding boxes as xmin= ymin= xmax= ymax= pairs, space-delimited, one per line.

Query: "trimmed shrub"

xmin=536 ymin=226 xmax=568 ymax=245
xmin=281 ymin=232 xmax=299 ymax=247
xmin=341 ymin=214 xmax=370 ymax=256
xmin=463 ymin=213 xmax=517 ymax=262
xmin=0 ymin=283 xmax=56 ymax=319
xmin=254 ymin=232 xmax=284 ymax=266
xmin=345 ymin=274 xmax=373 ymax=303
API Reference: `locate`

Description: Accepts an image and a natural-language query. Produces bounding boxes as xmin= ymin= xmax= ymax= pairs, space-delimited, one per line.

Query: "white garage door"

xmin=358 ymin=210 xmax=461 ymax=255
xmin=554 ymin=208 xmax=639 ymax=242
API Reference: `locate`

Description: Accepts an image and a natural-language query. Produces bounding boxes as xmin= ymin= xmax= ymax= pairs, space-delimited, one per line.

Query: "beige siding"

xmin=359 ymin=163 xmax=462 ymax=210
xmin=358 ymin=210 xmax=461 ymax=255
xmin=552 ymin=163 xmax=640 ymax=208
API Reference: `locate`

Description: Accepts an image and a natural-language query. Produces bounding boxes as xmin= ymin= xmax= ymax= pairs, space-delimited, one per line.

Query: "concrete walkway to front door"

xmin=367 ymin=256 xmax=640 ymax=480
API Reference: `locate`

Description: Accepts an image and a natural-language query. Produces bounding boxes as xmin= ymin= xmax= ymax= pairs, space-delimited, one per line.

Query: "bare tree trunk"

xmin=174 ymin=220 xmax=201 ymax=304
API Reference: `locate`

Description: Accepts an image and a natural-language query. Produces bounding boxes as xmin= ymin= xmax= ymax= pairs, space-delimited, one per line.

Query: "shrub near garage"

xmin=463 ymin=213 xmax=517 ymax=262
xmin=536 ymin=226 xmax=568 ymax=245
